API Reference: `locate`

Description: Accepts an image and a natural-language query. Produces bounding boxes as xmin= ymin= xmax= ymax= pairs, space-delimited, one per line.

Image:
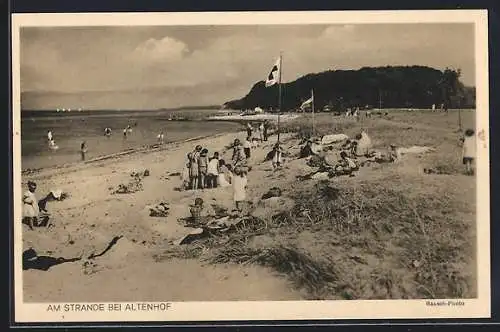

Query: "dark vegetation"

xmin=224 ymin=66 xmax=475 ymax=111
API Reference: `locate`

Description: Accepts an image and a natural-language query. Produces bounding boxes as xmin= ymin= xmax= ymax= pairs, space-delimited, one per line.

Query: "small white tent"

xmin=254 ymin=107 xmax=264 ymax=114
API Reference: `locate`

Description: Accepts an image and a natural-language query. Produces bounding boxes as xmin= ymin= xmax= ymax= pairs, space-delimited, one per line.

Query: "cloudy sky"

xmin=20 ymin=23 xmax=475 ymax=110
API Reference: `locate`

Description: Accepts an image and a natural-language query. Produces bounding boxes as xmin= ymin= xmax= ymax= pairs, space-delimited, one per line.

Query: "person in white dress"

xmin=22 ymin=181 xmax=40 ymax=230
xmin=232 ymin=169 xmax=248 ymax=213
xmin=461 ymin=129 xmax=476 ymax=175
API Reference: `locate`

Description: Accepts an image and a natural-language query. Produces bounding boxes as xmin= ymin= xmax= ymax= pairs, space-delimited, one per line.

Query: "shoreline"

xmin=21 ymin=132 xmax=234 ymax=176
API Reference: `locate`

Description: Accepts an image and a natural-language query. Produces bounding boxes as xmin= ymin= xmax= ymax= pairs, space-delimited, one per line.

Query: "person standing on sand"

xmin=47 ymin=131 xmax=53 ymax=142
xmin=22 ymin=181 xmax=40 ymax=230
xmin=198 ymin=148 xmax=209 ymax=189
xmin=231 ymin=139 xmax=248 ymax=174
xmin=207 ymin=152 xmax=220 ymax=188
xmin=246 ymin=123 xmax=253 ymax=138
xmin=189 ymin=145 xmax=202 ymax=190
xmin=232 ymin=168 xmax=248 ymax=214
xmin=157 ymin=131 xmax=165 ymax=145
xmin=80 ymin=141 xmax=88 ymax=161
xmin=123 ymin=128 xmax=128 ymax=139
xmin=461 ymin=129 xmax=476 ymax=176
xmin=243 ymin=136 xmax=252 ymax=159
xmin=272 ymin=143 xmax=284 ymax=170
xmin=263 ymin=120 xmax=269 ymax=141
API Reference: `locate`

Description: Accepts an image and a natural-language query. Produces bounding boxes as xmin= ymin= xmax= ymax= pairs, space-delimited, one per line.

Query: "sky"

xmin=20 ymin=23 xmax=475 ymax=110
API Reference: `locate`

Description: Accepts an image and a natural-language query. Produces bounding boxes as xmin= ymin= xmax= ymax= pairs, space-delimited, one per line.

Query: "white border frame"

xmin=11 ymin=10 xmax=490 ymax=323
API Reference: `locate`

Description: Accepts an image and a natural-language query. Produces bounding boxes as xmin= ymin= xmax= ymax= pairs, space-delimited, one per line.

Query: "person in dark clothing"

xmin=263 ymin=121 xmax=269 ymax=141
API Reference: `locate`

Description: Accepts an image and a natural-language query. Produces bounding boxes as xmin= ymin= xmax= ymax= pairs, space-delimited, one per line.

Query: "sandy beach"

xmin=22 ymin=130 xmax=308 ymax=302
xmin=21 ymin=111 xmax=477 ymax=302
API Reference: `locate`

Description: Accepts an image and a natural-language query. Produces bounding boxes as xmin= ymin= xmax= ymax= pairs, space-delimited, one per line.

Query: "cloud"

xmin=130 ymin=36 xmax=188 ymax=63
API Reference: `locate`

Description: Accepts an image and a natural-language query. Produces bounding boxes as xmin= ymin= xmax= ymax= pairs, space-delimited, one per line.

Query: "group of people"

xmin=182 ymin=139 xmax=250 ymax=213
xmin=245 ymin=121 xmax=270 ymax=143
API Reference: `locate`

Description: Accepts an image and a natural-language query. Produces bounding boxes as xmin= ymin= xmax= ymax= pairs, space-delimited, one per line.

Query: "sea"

xmin=20 ymin=109 xmax=242 ymax=170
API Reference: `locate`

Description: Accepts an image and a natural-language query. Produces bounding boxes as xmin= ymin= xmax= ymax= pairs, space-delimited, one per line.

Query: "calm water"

xmin=21 ymin=110 xmax=241 ymax=170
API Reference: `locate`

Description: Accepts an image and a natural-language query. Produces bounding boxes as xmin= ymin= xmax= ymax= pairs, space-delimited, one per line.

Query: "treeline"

xmin=223 ymin=66 xmax=475 ymax=111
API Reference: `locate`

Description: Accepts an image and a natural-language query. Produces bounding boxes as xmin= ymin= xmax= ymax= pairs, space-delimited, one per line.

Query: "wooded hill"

xmin=223 ymin=66 xmax=475 ymax=111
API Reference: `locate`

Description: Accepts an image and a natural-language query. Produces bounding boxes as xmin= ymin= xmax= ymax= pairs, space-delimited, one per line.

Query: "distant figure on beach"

xmin=80 ymin=141 xmax=87 ymax=161
xmin=123 ymin=128 xmax=128 ymax=139
xmin=461 ymin=129 xmax=476 ymax=176
xmin=47 ymin=131 xmax=53 ymax=142
xmin=258 ymin=122 xmax=264 ymax=141
xmin=243 ymin=136 xmax=252 ymax=159
xmin=263 ymin=120 xmax=269 ymax=141
xmin=104 ymin=127 xmax=112 ymax=137
xmin=246 ymin=123 xmax=253 ymax=138
xmin=157 ymin=131 xmax=165 ymax=145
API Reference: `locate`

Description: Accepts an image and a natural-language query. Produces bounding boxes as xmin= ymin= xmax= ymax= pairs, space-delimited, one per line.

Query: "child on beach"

xmin=232 ymin=168 xmax=248 ymax=214
xmin=207 ymin=152 xmax=220 ymax=188
xmin=22 ymin=181 xmax=40 ymax=230
xmin=461 ymin=129 xmax=476 ymax=175
xmin=198 ymin=148 xmax=209 ymax=189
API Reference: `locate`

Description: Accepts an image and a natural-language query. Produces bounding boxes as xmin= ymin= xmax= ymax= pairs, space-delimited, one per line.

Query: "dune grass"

xmin=159 ymin=110 xmax=476 ymax=300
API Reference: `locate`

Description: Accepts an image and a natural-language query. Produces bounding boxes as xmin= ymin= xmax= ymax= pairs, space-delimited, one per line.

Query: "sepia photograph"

xmin=12 ymin=10 xmax=490 ymax=322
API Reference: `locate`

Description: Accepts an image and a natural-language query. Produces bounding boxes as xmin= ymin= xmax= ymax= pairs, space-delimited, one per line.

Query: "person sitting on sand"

xmin=232 ymin=167 xmax=248 ymax=214
xmin=231 ymin=139 xmax=248 ymax=174
xmin=299 ymin=140 xmax=316 ymax=158
xmin=334 ymin=151 xmax=359 ymax=176
xmin=104 ymin=127 xmax=112 ymax=137
xmin=198 ymin=148 xmax=209 ymax=189
xmin=188 ymin=198 xmax=216 ymax=226
xmin=218 ymin=159 xmax=232 ymax=187
xmin=461 ymin=128 xmax=476 ymax=176
xmin=207 ymin=152 xmax=220 ymax=188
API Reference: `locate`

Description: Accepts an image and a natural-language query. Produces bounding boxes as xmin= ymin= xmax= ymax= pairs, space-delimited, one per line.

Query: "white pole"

xmin=311 ymin=89 xmax=315 ymax=137
xmin=277 ymin=52 xmax=283 ymax=143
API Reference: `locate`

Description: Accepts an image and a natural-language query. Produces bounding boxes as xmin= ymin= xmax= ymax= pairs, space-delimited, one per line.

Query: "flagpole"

xmin=277 ymin=52 xmax=283 ymax=144
xmin=311 ymin=89 xmax=315 ymax=137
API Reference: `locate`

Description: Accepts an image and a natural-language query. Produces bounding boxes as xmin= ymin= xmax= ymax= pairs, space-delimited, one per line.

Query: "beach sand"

xmin=22 ymin=131 xmax=306 ymax=302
